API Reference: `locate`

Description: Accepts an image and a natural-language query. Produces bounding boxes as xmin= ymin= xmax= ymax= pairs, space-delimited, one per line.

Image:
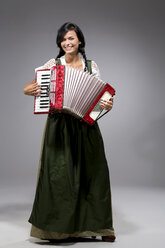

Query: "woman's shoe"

xmin=48 ymin=238 xmax=73 ymax=243
xmin=102 ymin=235 xmax=116 ymax=242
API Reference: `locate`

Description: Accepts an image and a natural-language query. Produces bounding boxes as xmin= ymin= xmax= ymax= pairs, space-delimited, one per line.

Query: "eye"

xmin=69 ymin=37 xmax=74 ymax=40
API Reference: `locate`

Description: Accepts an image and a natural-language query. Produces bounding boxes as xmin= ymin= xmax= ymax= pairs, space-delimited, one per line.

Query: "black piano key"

xmin=40 ymin=94 xmax=49 ymax=96
xmin=42 ymin=74 xmax=50 ymax=77
xmin=40 ymin=106 xmax=49 ymax=108
xmin=41 ymin=91 xmax=49 ymax=94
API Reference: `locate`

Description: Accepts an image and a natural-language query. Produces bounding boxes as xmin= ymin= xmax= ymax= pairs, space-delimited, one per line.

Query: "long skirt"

xmin=29 ymin=113 xmax=115 ymax=239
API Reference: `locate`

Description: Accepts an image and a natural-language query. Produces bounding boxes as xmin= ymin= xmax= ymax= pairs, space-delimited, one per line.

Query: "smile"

xmin=65 ymin=46 xmax=73 ymax=50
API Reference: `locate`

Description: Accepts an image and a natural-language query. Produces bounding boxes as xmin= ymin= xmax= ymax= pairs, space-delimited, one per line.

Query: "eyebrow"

xmin=63 ymin=35 xmax=75 ymax=39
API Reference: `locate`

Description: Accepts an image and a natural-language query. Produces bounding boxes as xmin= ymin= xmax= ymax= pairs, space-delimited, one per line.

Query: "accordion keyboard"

xmin=34 ymin=70 xmax=51 ymax=113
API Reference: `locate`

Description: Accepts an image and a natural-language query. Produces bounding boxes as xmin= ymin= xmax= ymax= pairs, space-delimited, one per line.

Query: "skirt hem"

xmin=30 ymin=224 xmax=115 ymax=239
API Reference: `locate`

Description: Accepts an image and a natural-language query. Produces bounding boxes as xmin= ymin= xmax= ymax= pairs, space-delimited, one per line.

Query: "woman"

xmin=24 ymin=22 xmax=115 ymax=242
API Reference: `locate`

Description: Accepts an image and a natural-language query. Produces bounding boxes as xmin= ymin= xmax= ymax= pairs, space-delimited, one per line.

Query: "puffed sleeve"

xmin=91 ymin=61 xmax=101 ymax=78
xmin=35 ymin=58 xmax=56 ymax=72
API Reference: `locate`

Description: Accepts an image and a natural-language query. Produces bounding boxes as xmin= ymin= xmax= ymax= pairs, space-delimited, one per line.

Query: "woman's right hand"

xmin=23 ymin=79 xmax=41 ymax=96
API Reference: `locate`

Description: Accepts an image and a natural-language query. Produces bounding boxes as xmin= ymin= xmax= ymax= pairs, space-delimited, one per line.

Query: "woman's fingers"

xmin=33 ymin=83 xmax=41 ymax=89
xmin=31 ymin=84 xmax=41 ymax=95
xmin=31 ymin=88 xmax=41 ymax=96
xmin=24 ymin=79 xmax=41 ymax=96
xmin=100 ymin=98 xmax=114 ymax=110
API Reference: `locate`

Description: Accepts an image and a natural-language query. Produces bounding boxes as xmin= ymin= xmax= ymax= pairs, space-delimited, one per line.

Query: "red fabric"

xmin=50 ymin=65 xmax=65 ymax=110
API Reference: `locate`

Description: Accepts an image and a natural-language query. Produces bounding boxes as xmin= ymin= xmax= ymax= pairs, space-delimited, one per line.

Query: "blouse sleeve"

xmin=35 ymin=58 xmax=56 ymax=72
xmin=91 ymin=61 xmax=101 ymax=78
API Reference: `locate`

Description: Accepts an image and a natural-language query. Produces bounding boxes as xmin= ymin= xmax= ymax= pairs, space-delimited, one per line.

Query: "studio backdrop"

xmin=0 ymin=0 xmax=165 ymax=189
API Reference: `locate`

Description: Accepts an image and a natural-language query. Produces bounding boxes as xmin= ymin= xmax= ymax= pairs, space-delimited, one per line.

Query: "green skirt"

xmin=29 ymin=113 xmax=114 ymax=238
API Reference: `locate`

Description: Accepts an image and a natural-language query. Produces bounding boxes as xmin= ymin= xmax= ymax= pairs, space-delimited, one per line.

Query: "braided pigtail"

xmin=56 ymin=48 xmax=65 ymax=60
xmin=79 ymin=46 xmax=88 ymax=72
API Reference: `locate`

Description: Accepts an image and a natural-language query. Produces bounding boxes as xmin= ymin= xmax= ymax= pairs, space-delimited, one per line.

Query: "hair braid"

xmin=56 ymin=49 xmax=65 ymax=60
xmin=79 ymin=46 xmax=88 ymax=72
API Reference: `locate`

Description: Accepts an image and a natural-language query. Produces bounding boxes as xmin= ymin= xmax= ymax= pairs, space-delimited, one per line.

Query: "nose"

xmin=65 ymin=39 xmax=71 ymax=46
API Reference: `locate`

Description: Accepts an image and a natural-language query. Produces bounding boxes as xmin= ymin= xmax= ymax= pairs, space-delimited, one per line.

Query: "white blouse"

xmin=35 ymin=54 xmax=101 ymax=78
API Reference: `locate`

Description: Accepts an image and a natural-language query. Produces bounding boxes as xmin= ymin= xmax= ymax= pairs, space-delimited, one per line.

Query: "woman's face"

xmin=61 ymin=30 xmax=81 ymax=55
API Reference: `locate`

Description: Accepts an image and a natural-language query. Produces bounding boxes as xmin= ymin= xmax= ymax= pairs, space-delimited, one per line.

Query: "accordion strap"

xmin=56 ymin=58 xmax=62 ymax=65
xmin=87 ymin=60 xmax=92 ymax=74
xmin=96 ymin=110 xmax=110 ymax=121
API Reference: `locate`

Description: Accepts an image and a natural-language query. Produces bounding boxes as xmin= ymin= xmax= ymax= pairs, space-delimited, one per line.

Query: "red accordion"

xmin=34 ymin=65 xmax=115 ymax=125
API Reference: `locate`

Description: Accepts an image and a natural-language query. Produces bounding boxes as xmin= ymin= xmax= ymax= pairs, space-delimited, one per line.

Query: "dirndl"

xmin=29 ymin=112 xmax=114 ymax=238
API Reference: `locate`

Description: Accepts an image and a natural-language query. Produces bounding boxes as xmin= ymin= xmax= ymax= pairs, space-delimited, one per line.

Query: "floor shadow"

xmin=29 ymin=237 xmax=102 ymax=246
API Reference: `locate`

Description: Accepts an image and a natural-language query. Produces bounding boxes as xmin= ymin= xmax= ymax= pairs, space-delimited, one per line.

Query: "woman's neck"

xmin=65 ymin=53 xmax=83 ymax=70
xmin=65 ymin=53 xmax=81 ymax=64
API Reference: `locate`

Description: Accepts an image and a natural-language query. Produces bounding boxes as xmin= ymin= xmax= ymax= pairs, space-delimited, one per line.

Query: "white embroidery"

xmin=91 ymin=61 xmax=101 ymax=78
xmin=35 ymin=58 xmax=101 ymax=78
xmin=43 ymin=58 xmax=56 ymax=69
xmin=60 ymin=54 xmax=101 ymax=78
xmin=35 ymin=58 xmax=56 ymax=72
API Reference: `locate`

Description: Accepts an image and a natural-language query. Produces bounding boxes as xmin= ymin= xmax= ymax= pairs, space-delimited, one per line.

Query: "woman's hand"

xmin=100 ymin=97 xmax=114 ymax=111
xmin=23 ymin=79 xmax=41 ymax=96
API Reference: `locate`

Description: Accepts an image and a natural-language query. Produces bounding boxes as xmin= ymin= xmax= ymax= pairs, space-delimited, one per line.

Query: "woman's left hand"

xmin=100 ymin=97 xmax=114 ymax=111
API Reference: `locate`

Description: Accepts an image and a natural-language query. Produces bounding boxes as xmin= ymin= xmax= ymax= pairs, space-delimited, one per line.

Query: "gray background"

xmin=0 ymin=0 xmax=165 ymax=190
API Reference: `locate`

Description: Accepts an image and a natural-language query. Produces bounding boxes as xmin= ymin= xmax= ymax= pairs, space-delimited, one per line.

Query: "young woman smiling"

xmin=24 ymin=22 xmax=115 ymax=243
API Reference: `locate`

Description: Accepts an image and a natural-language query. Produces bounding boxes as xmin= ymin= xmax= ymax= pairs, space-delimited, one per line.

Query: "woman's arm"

xmin=23 ymin=79 xmax=41 ymax=96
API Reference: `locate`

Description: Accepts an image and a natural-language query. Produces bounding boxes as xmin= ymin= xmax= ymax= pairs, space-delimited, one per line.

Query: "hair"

xmin=56 ymin=22 xmax=88 ymax=71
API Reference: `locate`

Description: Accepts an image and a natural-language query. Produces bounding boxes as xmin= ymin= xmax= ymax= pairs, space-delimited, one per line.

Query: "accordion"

xmin=34 ymin=65 xmax=115 ymax=125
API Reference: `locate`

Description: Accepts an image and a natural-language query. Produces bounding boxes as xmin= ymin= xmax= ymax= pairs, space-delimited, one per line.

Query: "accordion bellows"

xmin=34 ymin=65 xmax=115 ymax=125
